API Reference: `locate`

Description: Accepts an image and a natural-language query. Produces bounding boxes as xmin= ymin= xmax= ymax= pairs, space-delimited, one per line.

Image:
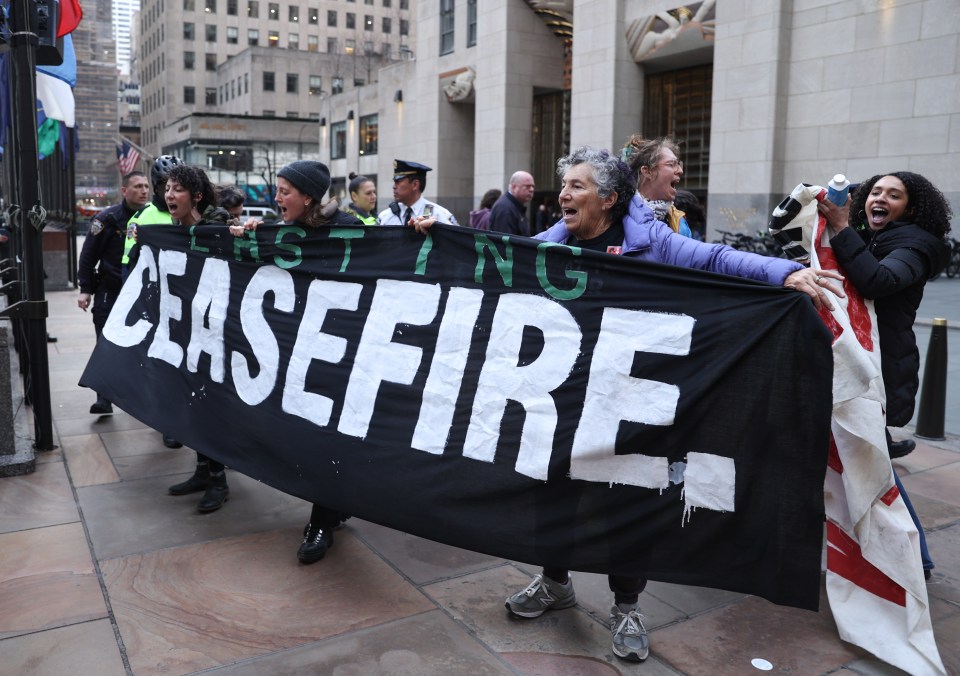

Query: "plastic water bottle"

xmin=827 ymin=174 xmax=850 ymax=206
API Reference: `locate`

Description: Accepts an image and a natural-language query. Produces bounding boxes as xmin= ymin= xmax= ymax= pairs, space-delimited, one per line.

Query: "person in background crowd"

xmin=819 ymin=170 xmax=952 ymax=580
xmin=469 ymin=189 xmax=501 ymax=230
xmin=377 ymin=159 xmax=459 ymax=226
xmin=413 ymin=145 xmax=842 ymax=664
xmin=229 ymin=160 xmax=358 ymax=563
xmin=77 ymin=171 xmax=150 ymax=414
xmin=488 ymin=171 xmax=536 ymax=236
xmin=674 ymin=189 xmax=706 ymax=241
xmin=217 ymin=184 xmax=246 ymax=221
xmin=161 ymin=164 xmax=234 ymax=514
xmin=343 ymin=173 xmax=378 ymax=225
xmin=622 ymin=135 xmax=693 ymax=238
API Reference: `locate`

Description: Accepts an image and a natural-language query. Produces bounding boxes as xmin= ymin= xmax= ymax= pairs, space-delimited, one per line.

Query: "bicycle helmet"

xmin=151 ymin=155 xmax=184 ymax=191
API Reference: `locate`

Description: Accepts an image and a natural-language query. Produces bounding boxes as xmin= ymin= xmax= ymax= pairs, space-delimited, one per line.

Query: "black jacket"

xmin=78 ymin=201 xmax=139 ymax=293
xmin=830 ymin=221 xmax=950 ymax=426
xmin=487 ymin=192 xmax=529 ymax=236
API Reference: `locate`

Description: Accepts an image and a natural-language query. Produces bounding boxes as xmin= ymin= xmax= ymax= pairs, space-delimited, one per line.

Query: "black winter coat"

xmin=830 ymin=221 xmax=950 ymax=426
xmin=78 ymin=201 xmax=139 ymax=293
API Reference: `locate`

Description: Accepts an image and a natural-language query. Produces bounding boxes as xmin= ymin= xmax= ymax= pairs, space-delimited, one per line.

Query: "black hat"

xmin=393 ymin=159 xmax=431 ymax=182
xmin=277 ymin=160 xmax=331 ymax=203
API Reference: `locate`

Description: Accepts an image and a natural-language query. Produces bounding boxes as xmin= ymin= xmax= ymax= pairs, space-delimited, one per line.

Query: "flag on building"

xmin=116 ymin=140 xmax=140 ymax=174
xmin=36 ymin=33 xmax=76 ymax=128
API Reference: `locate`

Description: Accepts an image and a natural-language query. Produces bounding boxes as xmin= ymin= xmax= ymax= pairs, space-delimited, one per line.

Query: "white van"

xmin=240 ymin=205 xmax=278 ymax=221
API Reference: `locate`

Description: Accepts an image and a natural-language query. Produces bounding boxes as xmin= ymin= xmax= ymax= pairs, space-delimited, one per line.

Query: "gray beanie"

xmin=277 ymin=161 xmax=331 ymax=204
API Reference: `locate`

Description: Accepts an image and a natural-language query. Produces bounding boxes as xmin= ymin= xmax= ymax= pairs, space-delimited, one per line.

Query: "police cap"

xmin=393 ymin=159 xmax=431 ymax=182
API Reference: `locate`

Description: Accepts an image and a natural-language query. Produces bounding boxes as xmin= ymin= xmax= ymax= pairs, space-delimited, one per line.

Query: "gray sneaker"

xmin=610 ymin=604 xmax=649 ymax=662
xmin=505 ymin=573 xmax=577 ymax=618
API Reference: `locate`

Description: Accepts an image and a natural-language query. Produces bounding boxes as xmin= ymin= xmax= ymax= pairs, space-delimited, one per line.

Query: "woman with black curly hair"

xmin=819 ymin=171 xmax=953 ymax=579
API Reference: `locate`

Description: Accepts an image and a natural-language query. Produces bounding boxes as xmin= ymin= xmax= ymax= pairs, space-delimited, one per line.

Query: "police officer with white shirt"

xmin=377 ymin=159 xmax=459 ymax=226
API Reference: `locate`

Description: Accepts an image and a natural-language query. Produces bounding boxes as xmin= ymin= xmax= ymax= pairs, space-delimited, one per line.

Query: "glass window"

xmin=381 ymin=16 xmax=390 ymax=33
xmin=289 ymin=33 xmax=299 ymax=49
xmin=227 ymin=0 xmax=237 ymax=14
xmin=346 ymin=12 xmax=355 ymax=29
xmin=345 ymin=38 xmax=355 ymax=54
xmin=440 ymin=0 xmax=454 ymax=55
xmin=183 ymin=22 xmax=195 ymax=40
xmin=287 ymin=112 xmax=299 ymax=118
xmin=309 ymin=75 xmax=322 ymax=95
xmin=183 ymin=0 xmax=195 ymax=10
xmin=184 ymin=51 xmax=195 ymax=69
xmin=308 ymin=34 xmax=319 ymax=51
xmin=247 ymin=0 xmax=258 ymax=17
xmin=383 ymin=0 xmax=390 ymax=6
xmin=288 ymin=5 xmax=298 ymax=21
xmin=400 ymin=0 xmax=407 ymax=8
xmin=399 ymin=19 xmax=408 ymax=36
xmin=205 ymin=23 xmax=216 ymax=41
xmin=286 ymin=73 xmax=298 ymax=93
xmin=205 ymin=0 xmax=215 ymax=12
xmin=268 ymin=2 xmax=278 ymax=18
xmin=327 ymin=37 xmax=337 ymax=52
xmin=364 ymin=40 xmax=373 ymax=54
xmin=263 ymin=71 xmax=275 ymax=91
xmin=205 ymin=52 xmax=217 ymax=70
xmin=327 ymin=10 xmax=336 ymax=27
xmin=205 ymin=87 xmax=217 ymax=105
xmin=226 ymin=26 xmax=238 ymax=44
xmin=364 ymin=0 xmax=373 ymax=4
xmin=467 ymin=0 xmax=476 ymax=47
xmin=330 ymin=121 xmax=347 ymax=159
xmin=184 ymin=86 xmax=195 ymax=104
xmin=263 ymin=109 xmax=275 ymax=116
xmin=364 ymin=14 xmax=373 ymax=31
xmin=244 ymin=72 xmax=249 ymax=93
xmin=359 ymin=114 xmax=378 ymax=155
xmin=268 ymin=30 xmax=279 ymax=46
xmin=308 ymin=7 xmax=317 ymax=24
xmin=331 ymin=76 xmax=343 ymax=94
xmin=248 ymin=28 xmax=259 ymax=45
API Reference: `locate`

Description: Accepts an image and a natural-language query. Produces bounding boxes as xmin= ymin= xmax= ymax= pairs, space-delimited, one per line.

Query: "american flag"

xmin=116 ymin=140 xmax=140 ymax=175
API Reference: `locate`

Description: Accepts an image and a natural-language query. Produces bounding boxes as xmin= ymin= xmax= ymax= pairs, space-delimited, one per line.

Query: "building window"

xmin=226 ymin=26 xmax=238 ymax=44
xmin=183 ymin=51 xmax=195 ymax=69
xmin=364 ymin=14 xmax=373 ymax=30
xmin=309 ymin=75 xmax=322 ymax=95
xmin=289 ymin=33 xmax=299 ymax=49
xmin=205 ymin=24 xmax=216 ymax=41
xmin=184 ymin=0 xmax=194 ymax=10
xmin=381 ymin=16 xmax=390 ymax=33
xmin=400 ymin=0 xmax=407 ymax=9
xmin=205 ymin=52 xmax=217 ymax=70
xmin=309 ymin=112 xmax=319 ymax=120
xmin=268 ymin=30 xmax=279 ymax=46
xmin=184 ymin=86 xmax=195 ymax=104
xmin=308 ymin=6 xmax=318 ymax=24
xmin=205 ymin=87 xmax=217 ymax=105
xmin=183 ymin=22 xmax=195 ymax=40
xmin=286 ymin=73 xmax=298 ymax=93
xmin=383 ymin=0 xmax=390 ymax=6
xmin=286 ymin=111 xmax=299 ymax=118
xmin=382 ymin=42 xmax=391 ymax=59
xmin=439 ymin=0 xmax=454 ymax=55
xmin=331 ymin=76 xmax=343 ymax=94
xmin=467 ymin=0 xmax=476 ymax=47
xmin=248 ymin=28 xmax=259 ymax=45
xmin=205 ymin=0 xmax=215 ymax=12
xmin=364 ymin=0 xmax=373 ymax=4
xmin=359 ymin=114 xmax=378 ymax=155
xmin=346 ymin=12 xmax=355 ymax=29
xmin=327 ymin=10 xmax=336 ymax=27
xmin=364 ymin=41 xmax=373 ymax=54
xmin=345 ymin=38 xmax=355 ymax=54
xmin=327 ymin=37 xmax=337 ymax=53
xmin=288 ymin=5 xmax=298 ymax=21
xmin=330 ymin=121 xmax=347 ymax=159
xmin=263 ymin=109 xmax=275 ymax=116
xmin=263 ymin=71 xmax=275 ymax=91
xmin=399 ymin=19 xmax=408 ymax=36
xmin=268 ymin=2 xmax=278 ymax=18
xmin=247 ymin=0 xmax=258 ymax=17
xmin=308 ymin=35 xmax=318 ymax=51
xmin=244 ymin=72 xmax=249 ymax=93
xmin=227 ymin=0 xmax=237 ymax=14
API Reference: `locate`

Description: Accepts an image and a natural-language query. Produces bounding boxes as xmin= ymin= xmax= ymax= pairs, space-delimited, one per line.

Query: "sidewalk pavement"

xmin=1 ymin=288 xmax=959 ymax=675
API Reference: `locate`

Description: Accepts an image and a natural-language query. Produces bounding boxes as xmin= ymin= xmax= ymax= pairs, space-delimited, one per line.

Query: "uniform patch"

xmin=89 ymin=219 xmax=104 ymax=236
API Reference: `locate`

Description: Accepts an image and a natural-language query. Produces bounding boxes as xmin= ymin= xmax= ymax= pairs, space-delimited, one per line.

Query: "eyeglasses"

xmin=660 ymin=159 xmax=683 ymax=170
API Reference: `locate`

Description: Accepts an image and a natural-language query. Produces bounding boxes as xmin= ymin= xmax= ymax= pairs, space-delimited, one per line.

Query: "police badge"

xmin=89 ymin=219 xmax=104 ymax=236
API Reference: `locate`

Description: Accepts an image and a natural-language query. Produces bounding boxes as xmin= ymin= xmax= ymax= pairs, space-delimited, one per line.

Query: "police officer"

xmin=77 ymin=171 xmax=150 ymax=414
xmin=377 ymin=159 xmax=459 ymax=226
xmin=121 ymin=155 xmax=184 ymax=270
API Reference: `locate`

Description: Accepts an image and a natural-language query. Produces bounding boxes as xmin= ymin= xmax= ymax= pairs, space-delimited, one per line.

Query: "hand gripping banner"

xmin=81 ymin=223 xmax=834 ymax=610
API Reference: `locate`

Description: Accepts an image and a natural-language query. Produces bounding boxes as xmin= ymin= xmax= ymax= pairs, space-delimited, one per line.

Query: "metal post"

xmin=915 ymin=318 xmax=948 ymax=440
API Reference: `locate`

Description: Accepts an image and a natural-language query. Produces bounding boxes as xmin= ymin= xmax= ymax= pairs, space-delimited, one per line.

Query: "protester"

xmin=77 ymin=171 xmax=150 ymax=414
xmin=818 ymin=171 xmax=952 ymax=580
xmin=229 ymin=159 xmax=357 ymax=563
xmin=621 ymin=135 xmax=693 ymax=237
xmin=469 ymin=189 xmax=501 ymax=230
xmin=488 ymin=171 xmax=535 ymax=235
xmin=342 ymin=173 xmax=378 ymax=225
xmin=413 ymin=145 xmax=843 ymax=663
xmin=216 ymin=184 xmax=246 ymax=220
xmin=674 ymin=189 xmax=705 ymax=241
xmin=376 ymin=159 xmax=459 ymax=226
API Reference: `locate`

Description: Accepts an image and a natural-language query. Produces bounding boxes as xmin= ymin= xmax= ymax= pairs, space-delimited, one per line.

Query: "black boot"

xmin=89 ymin=396 xmax=113 ymax=415
xmin=297 ymin=522 xmax=334 ymax=564
xmin=197 ymin=471 xmax=229 ymax=513
xmin=889 ymin=439 xmax=916 ymax=459
xmin=169 ymin=462 xmax=210 ymax=495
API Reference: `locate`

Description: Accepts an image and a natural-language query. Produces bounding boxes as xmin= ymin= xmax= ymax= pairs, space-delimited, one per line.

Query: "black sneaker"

xmin=89 ymin=398 xmax=113 ymax=415
xmin=297 ymin=522 xmax=334 ymax=564
xmin=889 ymin=439 xmax=916 ymax=459
xmin=162 ymin=435 xmax=184 ymax=449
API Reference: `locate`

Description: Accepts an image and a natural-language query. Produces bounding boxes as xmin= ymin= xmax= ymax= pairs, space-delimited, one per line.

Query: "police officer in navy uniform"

xmin=77 ymin=171 xmax=150 ymax=414
xmin=377 ymin=159 xmax=459 ymax=226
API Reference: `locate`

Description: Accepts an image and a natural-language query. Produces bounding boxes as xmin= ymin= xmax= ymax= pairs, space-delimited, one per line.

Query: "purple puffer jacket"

xmin=536 ymin=194 xmax=803 ymax=285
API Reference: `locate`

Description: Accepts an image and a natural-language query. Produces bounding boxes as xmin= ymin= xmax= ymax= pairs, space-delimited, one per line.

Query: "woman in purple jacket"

xmin=414 ymin=146 xmax=843 ymax=663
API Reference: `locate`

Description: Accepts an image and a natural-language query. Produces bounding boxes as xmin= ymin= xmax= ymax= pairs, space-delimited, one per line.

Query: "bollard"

xmin=915 ymin=318 xmax=948 ymax=440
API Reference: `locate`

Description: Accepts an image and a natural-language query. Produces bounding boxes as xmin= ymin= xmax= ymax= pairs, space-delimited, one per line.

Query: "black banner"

xmin=81 ymin=223 xmax=833 ymax=610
